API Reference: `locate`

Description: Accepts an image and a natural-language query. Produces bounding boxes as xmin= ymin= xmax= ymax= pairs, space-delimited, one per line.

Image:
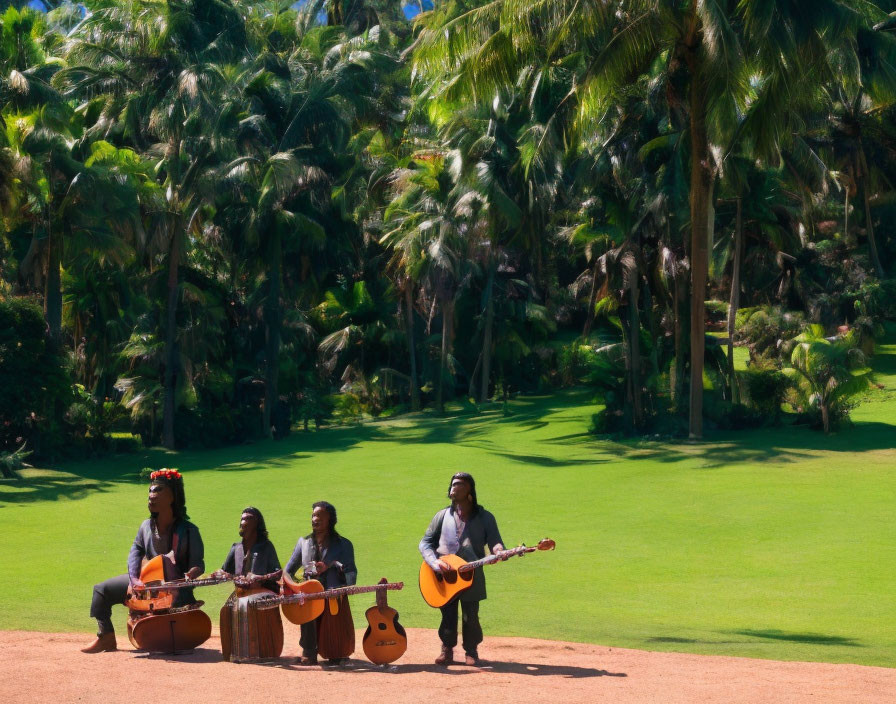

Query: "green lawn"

xmin=2 ymin=336 xmax=895 ymax=667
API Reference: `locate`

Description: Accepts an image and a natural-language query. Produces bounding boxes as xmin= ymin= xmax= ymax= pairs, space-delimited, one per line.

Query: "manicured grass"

xmin=2 ymin=334 xmax=894 ymax=667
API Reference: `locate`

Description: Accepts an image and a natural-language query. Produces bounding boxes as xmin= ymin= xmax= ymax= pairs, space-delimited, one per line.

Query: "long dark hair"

xmin=311 ymin=500 xmax=339 ymax=537
xmin=242 ymin=506 xmax=269 ymax=542
xmin=448 ymin=472 xmax=479 ymax=515
xmin=149 ymin=470 xmax=188 ymax=521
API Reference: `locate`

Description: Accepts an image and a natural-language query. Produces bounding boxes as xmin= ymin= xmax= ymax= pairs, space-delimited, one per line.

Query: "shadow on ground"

xmin=731 ymin=630 xmax=863 ymax=647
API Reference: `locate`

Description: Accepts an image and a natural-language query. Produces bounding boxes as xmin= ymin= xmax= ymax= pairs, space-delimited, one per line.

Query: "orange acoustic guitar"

xmin=419 ymin=538 xmax=556 ymax=608
xmin=362 ymin=578 xmax=408 ymax=665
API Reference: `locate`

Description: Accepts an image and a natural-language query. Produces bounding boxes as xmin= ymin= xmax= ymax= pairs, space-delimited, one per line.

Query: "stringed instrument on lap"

xmin=125 ymin=555 xmax=228 ymax=653
xmin=362 ymin=578 xmax=408 ymax=665
xmin=419 ymin=538 xmax=556 ymax=608
xmin=125 ymin=555 xmax=232 ymax=613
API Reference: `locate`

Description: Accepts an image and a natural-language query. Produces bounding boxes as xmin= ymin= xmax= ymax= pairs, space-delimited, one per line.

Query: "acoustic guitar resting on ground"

xmin=362 ymin=577 xmax=408 ymax=665
xmin=418 ymin=538 xmax=556 ymax=608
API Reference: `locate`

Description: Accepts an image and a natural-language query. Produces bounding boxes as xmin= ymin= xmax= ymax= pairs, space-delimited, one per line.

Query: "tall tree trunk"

xmin=672 ymin=263 xmax=688 ymax=410
xmin=582 ymin=257 xmax=601 ymax=338
xmin=44 ymin=214 xmax=63 ymax=351
xmin=479 ymin=267 xmax=495 ymax=403
xmin=727 ymin=197 xmax=743 ymax=403
xmin=437 ymin=294 xmax=454 ymax=413
xmin=404 ymin=281 xmax=420 ymax=411
xmin=162 ymin=222 xmax=181 ymax=450
xmin=627 ymin=260 xmax=643 ymax=429
xmin=860 ymin=171 xmax=884 ymax=278
xmin=687 ymin=59 xmax=711 ymax=441
xmin=468 ymin=352 xmax=482 ymax=398
xmin=642 ymin=269 xmax=660 ymax=381
xmin=263 ymin=227 xmax=282 ymax=438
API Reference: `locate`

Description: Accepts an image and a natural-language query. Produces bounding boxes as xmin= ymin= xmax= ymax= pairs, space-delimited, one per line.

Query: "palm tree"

xmin=59 ymin=0 xmax=249 ymax=447
xmin=411 ymin=0 xmax=881 ymax=438
xmin=783 ymin=326 xmax=872 ymax=433
xmin=383 ymin=155 xmax=466 ymax=412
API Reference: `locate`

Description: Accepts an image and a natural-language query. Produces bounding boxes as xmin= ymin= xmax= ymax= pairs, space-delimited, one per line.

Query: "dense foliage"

xmin=2 ymin=0 xmax=896 ymax=457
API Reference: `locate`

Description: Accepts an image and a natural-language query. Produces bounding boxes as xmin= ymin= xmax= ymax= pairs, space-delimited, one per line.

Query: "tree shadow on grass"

xmin=489 ymin=451 xmax=608 ymax=468
xmin=730 ymin=630 xmax=863 ymax=647
xmin=647 ymin=636 xmax=743 ymax=645
xmin=0 ymin=473 xmax=115 ymax=506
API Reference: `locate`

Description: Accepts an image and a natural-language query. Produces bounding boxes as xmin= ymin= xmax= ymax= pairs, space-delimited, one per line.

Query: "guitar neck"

xmin=459 ymin=545 xmax=534 ymax=573
xmin=139 ymin=575 xmax=232 ymax=592
xmin=257 ymin=582 xmax=403 ymax=609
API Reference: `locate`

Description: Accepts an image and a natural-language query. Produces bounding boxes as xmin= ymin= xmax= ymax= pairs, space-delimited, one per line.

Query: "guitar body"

xmin=127 ymin=604 xmax=212 ymax=652
xmin=220 ymin=587 xmax=284 ymax=662
xmin=125 ymin=555 xmax=177 ymax=612
xmin=317 ymin=595 xmax=355 ymax=660
xmin=280 ymin=573 xmax=325 ymax=625
xmin=362 ymin=603 xmax=407 ymax=664
xmin=418 ymin=554 xmax=474 ymax=608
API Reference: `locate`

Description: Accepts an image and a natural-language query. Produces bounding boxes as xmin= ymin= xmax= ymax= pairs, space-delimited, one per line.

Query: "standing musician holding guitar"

xmin=283 ymin=501 xmax=358 ymax=666
xmin=82 ymin=468 xmax=204 ymax=653
xmin=419 ymin=472 xmax=505 ymax=667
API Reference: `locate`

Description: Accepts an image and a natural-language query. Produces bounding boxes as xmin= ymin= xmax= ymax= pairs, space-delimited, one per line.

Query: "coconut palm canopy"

xmin=3 ymin=0 xmax=896 ymax=456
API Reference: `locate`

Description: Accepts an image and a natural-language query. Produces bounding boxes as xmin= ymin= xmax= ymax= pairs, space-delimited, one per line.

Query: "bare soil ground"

xmin=4 ymin=627 xmax=894 ymax=704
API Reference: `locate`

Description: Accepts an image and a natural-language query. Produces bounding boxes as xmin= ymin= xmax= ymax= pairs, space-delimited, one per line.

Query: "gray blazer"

xmin=221 ymin=538 xmax=281 ymax=577
xmin=284 ymin=534 xmax=357 ymax=589
xmin=127 ymin=518 xmax=205 ymax=578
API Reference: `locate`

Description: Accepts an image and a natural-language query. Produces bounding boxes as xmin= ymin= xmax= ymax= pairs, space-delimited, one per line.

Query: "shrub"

xmin=0 ymin=443 xmax=31 ymax=478
xmin=738 ymin=367 xmax=789 ymax=419
xmin=782 ymin=326 xmax=871 ymax=433
xmin=736 ymin=306 xmax=805 ymax=364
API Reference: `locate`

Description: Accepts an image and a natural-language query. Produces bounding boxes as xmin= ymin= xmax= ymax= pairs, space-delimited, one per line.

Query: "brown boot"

xmin=464 ymin=652 xmax=479 ymax=666
xmin=435 ymin=646 xmax=453 ymax=665
xmin=81 ymin=632 xmax=117 ymax=654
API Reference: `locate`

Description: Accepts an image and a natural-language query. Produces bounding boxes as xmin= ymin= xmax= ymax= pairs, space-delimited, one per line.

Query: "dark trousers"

xmin=299 ymin=617 xmax=319 ymax=657
xmin=90 ymin=574 xmax=130 ymax=635
xmin=438 ymin=599 xmax=482 ymax=656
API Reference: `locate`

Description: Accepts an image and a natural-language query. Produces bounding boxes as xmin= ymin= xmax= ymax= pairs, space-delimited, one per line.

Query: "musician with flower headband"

xmin=81 ymin=468 xmax=205 ymax=653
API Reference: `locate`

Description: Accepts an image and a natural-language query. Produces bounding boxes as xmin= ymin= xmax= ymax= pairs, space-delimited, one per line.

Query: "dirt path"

xmin=3 ymin=627 xmax=894 ymax=703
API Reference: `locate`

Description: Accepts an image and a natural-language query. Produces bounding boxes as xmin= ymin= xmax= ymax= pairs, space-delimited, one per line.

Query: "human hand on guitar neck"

xmin=435 ymin=544 xmax=506 ymax=573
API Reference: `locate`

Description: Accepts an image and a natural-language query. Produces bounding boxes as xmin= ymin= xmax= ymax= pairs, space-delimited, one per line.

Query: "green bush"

xmin=736 ymin=306 xmax=805 ymax=363
xmin=738 ymin=367 xmax=789 ymax=419
xmin=782 ymin=326 xmax=872 ymax=433
xmin=0 ymin=443 xmax=31 ymax=478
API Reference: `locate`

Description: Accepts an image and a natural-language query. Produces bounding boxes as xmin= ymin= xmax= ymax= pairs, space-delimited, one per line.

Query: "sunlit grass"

xmin=2 ymin=334 xmax=894 ymax=667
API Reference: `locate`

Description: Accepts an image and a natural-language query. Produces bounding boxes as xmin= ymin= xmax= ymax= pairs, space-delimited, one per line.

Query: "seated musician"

xmin=419 ymin=472 xmax=504 ymax=667
xmin=82 ymin=468 xmax=204 ymax=653
xmin=284 ymin=501 xmax=357 ymax=666
xmin=212 ymin=507 xmax=282 ymax=589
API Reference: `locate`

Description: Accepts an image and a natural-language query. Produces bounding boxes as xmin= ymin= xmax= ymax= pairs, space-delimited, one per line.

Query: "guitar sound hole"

xmin=378 ymin=623 xmax=387 ymax=630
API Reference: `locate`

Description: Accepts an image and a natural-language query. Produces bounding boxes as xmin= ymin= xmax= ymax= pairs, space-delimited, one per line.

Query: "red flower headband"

xmin=150 ymin=468 xmax=182 ymax=481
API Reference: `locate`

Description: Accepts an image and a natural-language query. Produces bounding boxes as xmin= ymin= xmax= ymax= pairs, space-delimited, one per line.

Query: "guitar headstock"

xmin=536 ymin=538 xmax=556 ymax=551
